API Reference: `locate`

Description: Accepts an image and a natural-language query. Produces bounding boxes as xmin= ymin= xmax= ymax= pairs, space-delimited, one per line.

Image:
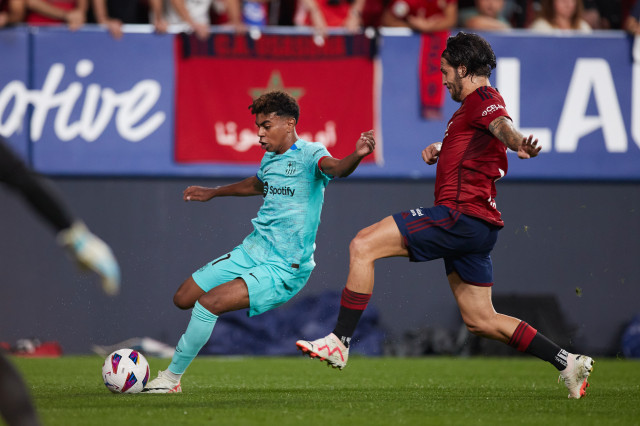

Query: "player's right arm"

xmin=422 ymin=142 xmax=442 ymax=165
xmin=183 ymin=176 xmax=264 ymax=202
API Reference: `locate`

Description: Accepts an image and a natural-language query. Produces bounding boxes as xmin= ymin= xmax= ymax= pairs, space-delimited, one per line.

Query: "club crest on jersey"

xmin=285 ymin=161 xmax=297 ymax=176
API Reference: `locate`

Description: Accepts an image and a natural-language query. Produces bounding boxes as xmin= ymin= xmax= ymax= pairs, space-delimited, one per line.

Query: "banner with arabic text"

xmin=174 ymin=33 xmax=381 ymax=165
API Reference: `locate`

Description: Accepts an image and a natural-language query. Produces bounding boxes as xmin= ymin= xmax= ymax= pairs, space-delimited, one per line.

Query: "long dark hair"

xmin=539 ymin=0 xmax=585 ymax=30
xmin=441 ymin=32 xmax=497 ymax=78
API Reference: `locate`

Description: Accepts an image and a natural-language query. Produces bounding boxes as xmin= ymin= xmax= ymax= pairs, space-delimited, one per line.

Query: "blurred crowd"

xmin=1 ymin=0 xmax=640 ymax=39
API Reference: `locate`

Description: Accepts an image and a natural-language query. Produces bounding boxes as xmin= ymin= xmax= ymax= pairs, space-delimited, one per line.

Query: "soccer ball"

xmin=102 ymin=348 xmax=150 ymax=394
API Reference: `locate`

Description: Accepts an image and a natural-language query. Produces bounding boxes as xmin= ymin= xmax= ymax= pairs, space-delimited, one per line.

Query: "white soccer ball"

xmin=101 ymin=348 xmax=150 ymax=394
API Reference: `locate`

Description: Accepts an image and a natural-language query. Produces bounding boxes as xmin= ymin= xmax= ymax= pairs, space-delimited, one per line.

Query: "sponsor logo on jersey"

xmin=262 ymin=181 xmax=295 ymax=197
xmin=481 ymin=104 xmax=505 ymax=117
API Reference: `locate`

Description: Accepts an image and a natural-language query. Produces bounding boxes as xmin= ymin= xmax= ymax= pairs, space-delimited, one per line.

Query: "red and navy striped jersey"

xmin=434 ymin=86 xmax=511 ymax=227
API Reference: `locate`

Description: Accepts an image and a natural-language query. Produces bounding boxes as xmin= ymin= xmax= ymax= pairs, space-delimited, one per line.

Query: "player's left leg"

xmin=448 ymin=271 xmax=594 ymax=399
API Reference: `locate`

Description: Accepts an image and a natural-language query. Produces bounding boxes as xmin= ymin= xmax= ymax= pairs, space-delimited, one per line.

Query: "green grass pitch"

xmin=10 ymin=355 xmax=640 ymax=425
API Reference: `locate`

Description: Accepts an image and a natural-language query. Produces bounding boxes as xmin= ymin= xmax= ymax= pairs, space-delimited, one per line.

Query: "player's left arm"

xmin=488 ymin=116 xmax=541 ymax=159
xmin=319 ymin=130 xmax=375 ymax=178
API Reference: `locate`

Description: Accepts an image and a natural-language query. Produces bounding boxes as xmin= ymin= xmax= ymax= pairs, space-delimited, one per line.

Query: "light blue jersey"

xmin=242 ymin=139 xmax=332 ymax=269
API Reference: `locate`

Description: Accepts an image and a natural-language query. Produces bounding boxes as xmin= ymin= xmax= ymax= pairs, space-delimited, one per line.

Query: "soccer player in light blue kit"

xmin=144 ymin=90 xmax=375 ymax=393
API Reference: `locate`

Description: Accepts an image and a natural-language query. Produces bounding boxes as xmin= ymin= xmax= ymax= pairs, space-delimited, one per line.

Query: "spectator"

xmin=293 ymin=0 xmax=378 ymax=32
xmin=149 ymin=0 xmax=243 ymax=40
xmin=599 ymin=0 xmax=624 ymax=29
xmin=25 ymin=0 xmax=87 ymax=29
xmin=581 ymin=0 xmax=600 ymax=27
xmin=624 ymin=0 xmax=640 ymax=33
xmin=89 ymin=0 xmax=128 ymax=38
xmin=459 ymin=0 xmax=530 ymax=27
xmin=529 ymin=0 xmax=591 ymax=32
xmin=380 ymin=0 xmax=457 ymax=32
xmin=459 ymin=0 xmax=511 ymax=30
xmin=147 ymin=0 xmax=168 ymax=32
xmin=0 ymin=0 xmax=25 ymax=26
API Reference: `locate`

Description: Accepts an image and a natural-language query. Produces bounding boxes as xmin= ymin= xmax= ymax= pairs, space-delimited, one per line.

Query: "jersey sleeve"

xmin=307 ymin=143 xmax=333 ymax=180
xmin=468 ymin=88 xmax=511 ymax=131
xmin=256 ymin=154 xmax=269 ymax=182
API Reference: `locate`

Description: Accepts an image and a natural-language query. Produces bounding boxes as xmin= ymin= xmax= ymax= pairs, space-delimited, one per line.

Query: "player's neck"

xmin=461 ymin=77 xmax=491 ymax=101
xmin=275 ymin=131 xmax=299 ymax=154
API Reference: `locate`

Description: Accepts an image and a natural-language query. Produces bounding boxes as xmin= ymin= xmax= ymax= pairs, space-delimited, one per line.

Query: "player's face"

xmin=255 ymin=112 xmax=294 ymax=154
xmin=441 ymin=58 xmax=464 ymax=103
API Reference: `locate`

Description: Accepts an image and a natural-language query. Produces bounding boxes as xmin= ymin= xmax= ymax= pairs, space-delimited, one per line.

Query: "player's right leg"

xmin=144 ymin=278 xmax=250 ymax=393
xmin=297 ymin=215 xmax=408 ymax=369
xmin=144 ymin=249 xmax=252 ymax=393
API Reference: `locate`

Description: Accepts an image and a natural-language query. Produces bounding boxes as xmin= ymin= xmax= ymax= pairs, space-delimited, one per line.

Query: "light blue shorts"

xmin=191 ymin=245 xmax=313 ymax=316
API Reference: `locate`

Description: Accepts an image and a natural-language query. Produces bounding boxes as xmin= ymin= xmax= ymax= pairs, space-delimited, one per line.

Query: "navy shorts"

xmin=392 ymin=205 xmax=500 ymax=286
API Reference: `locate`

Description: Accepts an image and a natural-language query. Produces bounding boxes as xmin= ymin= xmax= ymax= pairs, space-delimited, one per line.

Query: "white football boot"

xmin=559 ymin=354 xmax=594 ymax=399
xmin=142 ymin=370 xmax=182 ymax=394
xmin=296 ymin=333 xmax=349 ymax=370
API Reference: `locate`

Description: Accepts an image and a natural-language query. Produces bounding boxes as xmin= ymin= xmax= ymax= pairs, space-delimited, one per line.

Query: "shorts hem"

xmin=460 ymin=279 xmax=493 ymax=287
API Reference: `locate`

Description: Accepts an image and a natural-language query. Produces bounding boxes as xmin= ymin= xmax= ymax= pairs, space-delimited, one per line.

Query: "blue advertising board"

xmin=0 ymin=27 xmax=30 ymax=160
xmin=0 ymin=27 xmax=638 ymax=180
xmin=362 ymin=30 xmax=640 ymax=180
xmin=29 ymin=28 xmax=175 ymax=175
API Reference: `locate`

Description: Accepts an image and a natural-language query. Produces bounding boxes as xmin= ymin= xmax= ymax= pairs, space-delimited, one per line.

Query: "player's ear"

xmin=287 ymin=117 xmax=296 ymax=131
xmin=458 ymin=65 xmax=466 ymax=78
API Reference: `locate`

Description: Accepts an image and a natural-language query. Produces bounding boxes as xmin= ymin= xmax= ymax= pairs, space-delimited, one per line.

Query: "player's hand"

xmin=355 ymin=130 xmax=375 ymax=157
xmin=422 ymin=142 xmax=442 ymax=165
xmin=517 ymin=135 xmax=541 ymax=159
xmin=58 ymin=222 xmax=121 ymax=296
xmin=183 ymin=185 xmax=216 ymax=202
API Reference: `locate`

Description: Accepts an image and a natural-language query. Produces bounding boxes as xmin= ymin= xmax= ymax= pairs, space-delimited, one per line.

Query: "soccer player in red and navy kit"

xmin=296 ymin=32 xmax=594 ymax=399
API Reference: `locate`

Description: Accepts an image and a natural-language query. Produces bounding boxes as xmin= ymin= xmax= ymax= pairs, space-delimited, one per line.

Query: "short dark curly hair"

xmin=248 ymin=91 xmax=300 ymax=123
xmin=441 ymin=32 xmax=496 ymax=78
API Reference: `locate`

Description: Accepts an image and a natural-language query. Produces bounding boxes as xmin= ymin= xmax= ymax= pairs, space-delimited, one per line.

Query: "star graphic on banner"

xmin=249 ymin=71 xmax=305 ymax=101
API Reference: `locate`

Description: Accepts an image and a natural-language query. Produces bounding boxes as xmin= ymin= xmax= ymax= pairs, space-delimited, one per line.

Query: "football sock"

xmin=332 ymin=287 xmax=371 ymax=348
xmin=508 ymin=321 xmax=568 ymax=371
xmin=163 ymin=369 xmax=182 ymax=382
xmin=168 ymin=301 xmax=218 ymax=375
